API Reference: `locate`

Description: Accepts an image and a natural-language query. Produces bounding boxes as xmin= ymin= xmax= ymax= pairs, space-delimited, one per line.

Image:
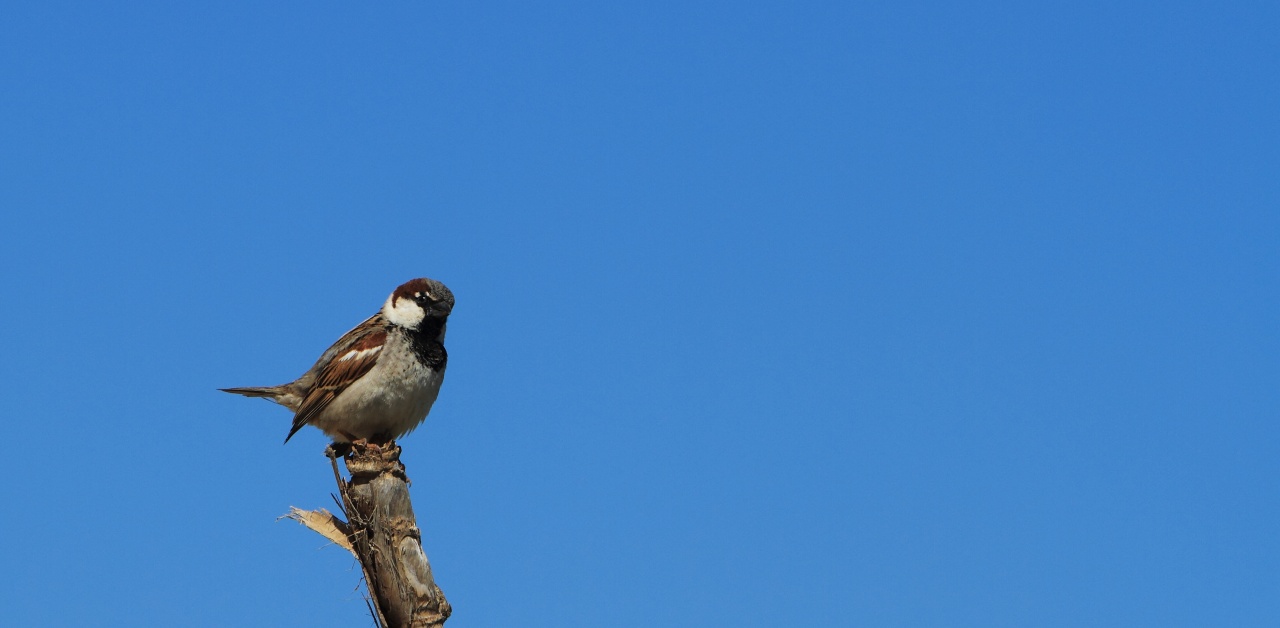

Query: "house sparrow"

xmin=222 ymin=278 xmax=454 ymax=444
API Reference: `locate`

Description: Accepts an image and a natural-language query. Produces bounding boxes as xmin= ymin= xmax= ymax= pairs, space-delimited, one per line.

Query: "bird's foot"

xmin=347 ymin=438 xmax=379 ymax=456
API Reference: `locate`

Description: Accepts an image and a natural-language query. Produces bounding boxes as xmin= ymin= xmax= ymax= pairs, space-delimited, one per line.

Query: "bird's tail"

xmin=219 ymin=385 xmax=283 ymax=399
xmin=221 ymin=384 xmax=304 ymax=413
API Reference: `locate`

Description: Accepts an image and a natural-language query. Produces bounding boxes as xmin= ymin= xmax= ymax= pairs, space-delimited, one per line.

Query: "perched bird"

xmin=222 ymin=278 xmax=454 ymax=444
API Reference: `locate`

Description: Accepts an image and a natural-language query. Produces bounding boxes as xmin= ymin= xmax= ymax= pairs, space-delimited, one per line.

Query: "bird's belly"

xmin=314 ymin=361 xmax=445 ymax=442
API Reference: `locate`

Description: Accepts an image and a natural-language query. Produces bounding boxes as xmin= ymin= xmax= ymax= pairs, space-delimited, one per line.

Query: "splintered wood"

xmin=285 ymin=507 xmax=354 ymax=553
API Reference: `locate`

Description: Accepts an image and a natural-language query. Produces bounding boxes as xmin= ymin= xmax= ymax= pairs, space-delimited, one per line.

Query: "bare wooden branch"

xmin=289 ymin=442 xmax=450 ymax=628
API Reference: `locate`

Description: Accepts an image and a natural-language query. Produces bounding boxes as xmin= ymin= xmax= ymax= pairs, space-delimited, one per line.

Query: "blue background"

xmin=2 ymin=2 xmax=1277 ymax=626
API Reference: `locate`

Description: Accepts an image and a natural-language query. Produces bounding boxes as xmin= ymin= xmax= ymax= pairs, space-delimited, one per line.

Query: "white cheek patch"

xmin=338 ymin=345 xmax=382 ymax=362
xmin=383 ymin=294 xmax=426 ymax=328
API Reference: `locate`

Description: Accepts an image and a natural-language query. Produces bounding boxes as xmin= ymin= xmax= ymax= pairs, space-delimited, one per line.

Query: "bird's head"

xmin=383 ymin=277 xmax=454 ymax=330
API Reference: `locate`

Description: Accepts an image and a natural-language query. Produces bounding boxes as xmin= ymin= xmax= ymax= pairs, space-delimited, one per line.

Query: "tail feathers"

xmin=221 ymin=384 xmax=304 ymax=414
xmin=219 ymin=386 xmax=283 ymax=398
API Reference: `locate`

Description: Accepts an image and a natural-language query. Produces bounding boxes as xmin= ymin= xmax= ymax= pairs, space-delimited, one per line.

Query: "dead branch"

xmin=288 ymin=442 xmax=450 ymax=628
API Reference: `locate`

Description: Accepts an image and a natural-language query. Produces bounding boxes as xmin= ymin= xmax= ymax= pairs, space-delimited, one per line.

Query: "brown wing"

xmin=285 ymin=327 xmax=387 ymax=442
xmin=294 ymin=314 xmax=382 ymax=387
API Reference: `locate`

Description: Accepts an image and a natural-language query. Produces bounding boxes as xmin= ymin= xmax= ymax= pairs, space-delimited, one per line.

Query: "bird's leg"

xmin=348 ymin=438 xmax=370 ymax=456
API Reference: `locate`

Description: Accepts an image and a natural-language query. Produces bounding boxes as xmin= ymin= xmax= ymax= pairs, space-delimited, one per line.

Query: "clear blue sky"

xmin=2 ymin=2 xmax=1277 ymax=626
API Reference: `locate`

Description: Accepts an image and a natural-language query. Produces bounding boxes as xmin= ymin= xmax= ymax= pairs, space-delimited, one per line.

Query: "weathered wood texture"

xmin=291 ymin=442 xmax=450 ymax=628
